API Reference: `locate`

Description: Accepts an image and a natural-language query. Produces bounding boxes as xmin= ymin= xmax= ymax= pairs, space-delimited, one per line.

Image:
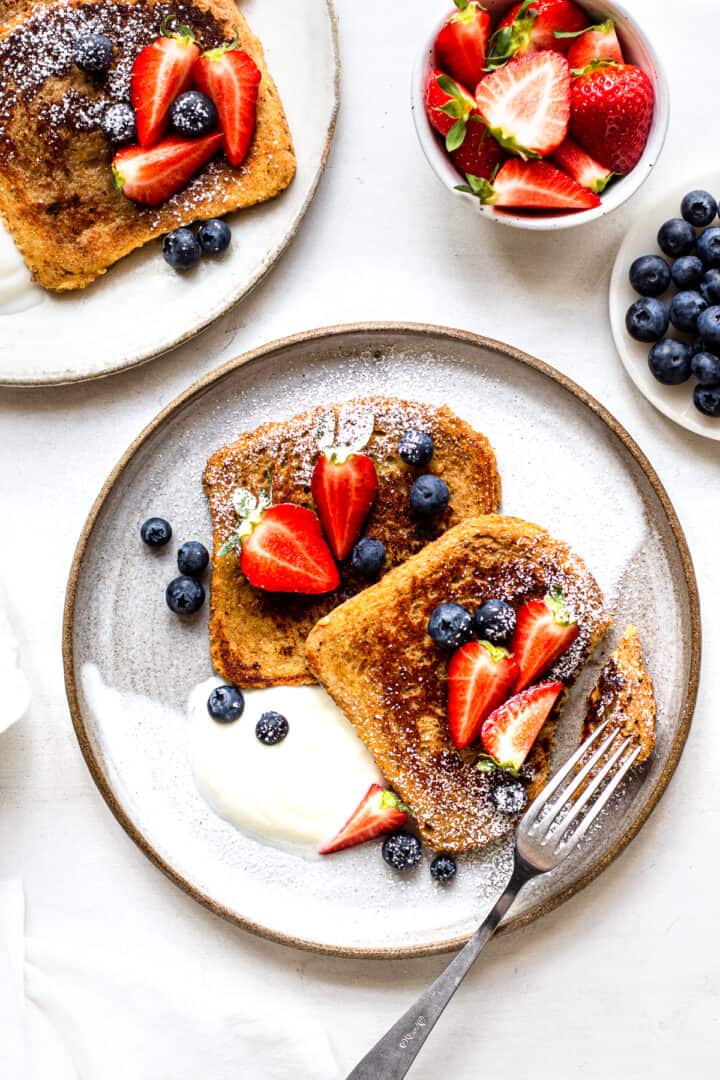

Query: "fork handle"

xmin=345 ymin=861 xmax=532 ymax=1080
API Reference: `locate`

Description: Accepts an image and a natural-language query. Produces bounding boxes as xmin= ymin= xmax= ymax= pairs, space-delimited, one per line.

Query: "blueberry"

xmin=681 ymin=189 xmax=717 ymax=228
xmin=162 ymin=227 xmax=201 ymax=271
xmin=398 ymin=430 xmax=435 ymax=466
xmin=701 ymin=268 xmax=720 ymax=305
xmin=647 ymin=339 xmax=692 ymax=385
xmin=74 ymin=32 xmax=113 ymax=74
xmin=691 ymin=351 xmax=720 ymax=386
xmin=628 ymin=255 xmax=671 ymax=297
xmin=693 ymin=385 xmax=720 ymax=417
xmin=177 ymin=540 xmax=209 ymax=576
xmin=101 ymin=102 xmax=136 ymax=146
xmin=697 ymin=305 xmax=720 ymax=347
xmin=473 ymin=599 xmax=516 ymax=646
xmin=697 ymin=227 xmax=720 ymax=268
xmin=491 ymin=781 xmax=528 ymax=815
xmin=671 ymin=255 xmax=704 ymax=290
xmin=198 ymin=218 xmax=231 ymax=255
xmin=255 ymin=711 xmax=289 ymax=745
xmin=381 ymin=831 xmax=422 ymax=871
xmin=625 ymin=297 xmax=668 ymax=342
xmin=690 ymin=336 xmax=708 ymax=358
xmin=430 ymin=853 xmax=457 ymax=883
xmin=207 ymin=685 xmax=245 ymax=723
xmin=410 ymin=474 xmax=449 ymax=515
xmin=350 ymin=537 xmax=386 ymax=578
xmin=165 ymin=575 xmax=205 ymax=614
xmin=669 ymin=290 xmax=707 ymax=333
xmin=427 ymin=602 xmax=473 ymax=649
xmin=657 ymin=218 xmax=695 ymax=258
xmin=140 ymin=516 xmax=172 ymax=546
xmin=169 ymin=90 xmax=218 ymax=138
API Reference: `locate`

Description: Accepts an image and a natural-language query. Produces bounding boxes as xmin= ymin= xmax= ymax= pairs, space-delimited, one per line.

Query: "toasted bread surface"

xmin=306 ymin=515 xmax=611 ymax=852
xmin=583 ymin=625 xmax=656 ymax=763
xmin=203 ymin=398 xmax=501 ymax=687
xmin=0 ymin=0 xmax=295 ymax=290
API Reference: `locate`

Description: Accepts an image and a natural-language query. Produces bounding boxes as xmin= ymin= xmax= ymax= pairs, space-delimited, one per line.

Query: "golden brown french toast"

xmin=203 ymin=398 xmax=501 ymax=687
xmin=0 ymin=0 xmax=295 ymax=290
xmin=583 ymin=625 xmax=656 ymax=763
xmin=306 ymin=515 xmax=611 ymax=853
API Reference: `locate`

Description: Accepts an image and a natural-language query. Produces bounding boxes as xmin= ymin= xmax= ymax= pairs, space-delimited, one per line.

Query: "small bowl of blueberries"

xmin=610 ymin=180 xmax=720 ymax=439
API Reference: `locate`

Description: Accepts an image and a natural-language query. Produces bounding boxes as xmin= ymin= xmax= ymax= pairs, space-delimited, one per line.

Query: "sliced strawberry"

xmin=435 ymin=0 xmax=491 ymax=92
xmin=112 ymin=133 xmax=222 ymax=206
xmin=447 ymin=641 xmax=519 ymax=750
xmin=474 ymin=51 xmax=570 ymax=159
xmin=512 ymin=588 xmax=579 ymax=691
xmin=424 ymin=68 xmax=476 ymax=151
xmin=558 ymin=20 xmax=624 ymax=72
xmin=481 ymin=681 xmax=563 ymax=771
xmin=552 ymin=137 xmax=615 ymax=192
xmin=458 ymin=158 xmax=600 ymax=210
xmin=570 ymin=62 xmax=654 ymax=174
xmin=488 ymin=0 xmax=586 ymax=68
xmin=194 ymin=38 xmax=261 ymax=167
xmin=131 ymin=20 xmax=200 ymax=147
xmin=318 ymin=785 xmax=409 ymax=855
xmin=450 ymin=115 xmax=506 ymax=180
xmin=311 ymin=452 xmax=378 ymax=562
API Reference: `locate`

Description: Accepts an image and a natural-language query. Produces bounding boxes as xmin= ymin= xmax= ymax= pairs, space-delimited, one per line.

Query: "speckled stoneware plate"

xmin=63 ymin=324 xmax=699 ymax=958
xmin=0 ymin=0 xmax=338 ymax=387
xmin=610 ymin=172 xmax=720 ymax=441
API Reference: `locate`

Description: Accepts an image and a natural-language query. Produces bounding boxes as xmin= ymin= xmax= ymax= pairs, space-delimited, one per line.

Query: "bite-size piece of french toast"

xmin=583 ymin=625 xmax=656 ymax=763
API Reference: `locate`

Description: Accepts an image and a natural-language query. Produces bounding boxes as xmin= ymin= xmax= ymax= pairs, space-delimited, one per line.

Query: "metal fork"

xmin=346 ymin=721 xmax=641 ymax=1080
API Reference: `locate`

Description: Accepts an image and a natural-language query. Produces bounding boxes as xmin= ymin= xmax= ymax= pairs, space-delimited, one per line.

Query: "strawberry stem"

xmin=160 ymin=14 xmax=196 ymax=42
xmin=201 ymin=29 xmax=241 ymax=61
xmin=554 ymin=20 xmax=613 ymax=39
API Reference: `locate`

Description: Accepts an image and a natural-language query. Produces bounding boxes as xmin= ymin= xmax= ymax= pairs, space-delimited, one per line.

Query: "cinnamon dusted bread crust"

xmin=583 ymin=625 xmax=656 ymax=763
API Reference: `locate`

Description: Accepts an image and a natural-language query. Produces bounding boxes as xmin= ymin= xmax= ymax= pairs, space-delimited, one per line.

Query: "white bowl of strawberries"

xmin=412 ymin=0 xmax=669 ymax=228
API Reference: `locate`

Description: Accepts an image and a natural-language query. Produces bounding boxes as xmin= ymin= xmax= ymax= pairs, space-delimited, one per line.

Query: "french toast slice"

xmin=305 ymin=515 xmax=611 ymax=853
xmin=583 ymin=625 xmax=656 ymax=763
xmin=203 ymin=397 xmax=501 ymax=687
xmin=0 ymin=0 xmax=295 ymax=290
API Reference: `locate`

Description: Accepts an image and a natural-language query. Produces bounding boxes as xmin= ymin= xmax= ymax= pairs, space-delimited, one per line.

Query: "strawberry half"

xmin=458 ymin=158 xmax=600 ymax=210
xmin=112 ymin=132 xmax=222 ymax=206
xmin=450 ymin=115 xmax=506 ymax=180
xmin=435 ymin=0 xmax=491 ymax=93
xmin=481 ymin=681 xmax=563 ymax=771
xmin=424 ymin=68 xmax=476 ymax=151
xmin=474 ymin=51 xmax=570 ymax=159
xmin=318 ymin=784 xmax=409 ymax=855
xmin=570 ymin=62 xmax=654 ymax=174
xmin=194 ymin=37 xmax=261 ymax=167
xmin=487 ymin=0 xmax=586 ymax=68
xmin=447 ymin=640 xmax=519 ymax=750
xmin=552 ymin=137 xmax=615 ymax=193
xmin=512 ymin=587 xmax=579 ymax=692
xmin=311 ymin=412 xmax=378 ymax=561
xmin=558 ymin=20 xmax=624 ymax=73
xmin=131 ymin=18 xmax=200 ymax=147
xmin=220 ymin=482 xmax=339 ymax=594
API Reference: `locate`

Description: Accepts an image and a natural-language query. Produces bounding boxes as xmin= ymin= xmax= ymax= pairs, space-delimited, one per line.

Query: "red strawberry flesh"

xmin=194 ymin=43 xmax=261 ymax=167
xmin=448 ymin=640 xmax=519 ymax=750
xmin=570 ymin=63 xmax=654 ymax=174
xmin=512 ymin=589 xmax=579 ymax=692
xmin=564 ymin=21 xmax=624 ymax=72
xmin=489 ymin=0 xmax=586 ymax=66
xmin=318 ymin=784 xmax=409 ymax=854
xmin=311 ymin=452 xmax=378 ymax=562
xmin=552 ymin=137 xmax=614 ymax=193
xmin=424 ymin=68 xmax=476 ymax=149
xmin=474 ymin=51 xmax=570 ymax=159
xmin=450 ymin=115 xmax=506 ymax=181
xmin=481 ymin=680 xmax=563 ymax=771
xmin=131 ymin=28 xmax=199 ymax=147
xmin=240 ymin=503 xmax=339 ymax=594
xmin=112 ymin=132 xmax=222 ymax=206
xmin=462 ymin=158 xmax=600 ymax=210
xmin=435 ymin=0 xmax=491 ymax=93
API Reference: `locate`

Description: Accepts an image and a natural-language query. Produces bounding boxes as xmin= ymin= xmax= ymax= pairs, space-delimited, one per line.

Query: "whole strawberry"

xmin=487 ymin=0 xmax=586 ymax=68
xmin=424 ymin=68 xmax=476 ymax=151
xmin=450 ymin=116 xmax=505 ymax=180
xmin=435 ymin=0 xmax=491 ymax=92
xmin=570 ymin=62 xmax=654 ymax=175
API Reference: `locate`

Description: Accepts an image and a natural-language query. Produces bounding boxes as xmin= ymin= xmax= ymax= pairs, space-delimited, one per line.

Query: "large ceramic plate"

xmin=0 ymin=0 xmax=338 ymax=387
xmin=63 ymin=324 xmax=699 ymax=957
xmin=609 ymin=171 xmax=720 ymax=441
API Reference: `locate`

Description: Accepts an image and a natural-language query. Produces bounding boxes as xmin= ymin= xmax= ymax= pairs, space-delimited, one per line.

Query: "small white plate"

xmin=609 ymin=171 xmax=720 ymax=441
xmin=0 ymin=0 xmax=339 ymax=387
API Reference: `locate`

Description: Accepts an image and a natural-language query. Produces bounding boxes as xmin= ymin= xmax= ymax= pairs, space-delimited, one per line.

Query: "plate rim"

xmin=62 ymin=322 xmax=701 ymax=958
xmin=1 ymin=0 xmax=340 ymax=389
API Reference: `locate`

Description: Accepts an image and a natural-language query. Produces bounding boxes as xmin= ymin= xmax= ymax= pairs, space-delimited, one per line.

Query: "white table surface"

xmin=1 ymin=1 xmax=718 ymax=1075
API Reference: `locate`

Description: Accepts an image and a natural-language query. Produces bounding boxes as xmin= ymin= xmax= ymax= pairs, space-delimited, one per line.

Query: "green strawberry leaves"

xmin=486 ymin=0 xmax=538 ymax=70
xmin=219 ymin=471 xmax=273 ymax=557
xmin=436 ymin=74 xmax=475 ymax=151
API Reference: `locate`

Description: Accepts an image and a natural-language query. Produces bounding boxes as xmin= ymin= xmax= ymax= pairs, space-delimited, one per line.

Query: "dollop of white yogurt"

xmin=0 ymin=226 xmax=43 ymax=315
xmin=189 ymin=678 xmax=383 ymax=851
